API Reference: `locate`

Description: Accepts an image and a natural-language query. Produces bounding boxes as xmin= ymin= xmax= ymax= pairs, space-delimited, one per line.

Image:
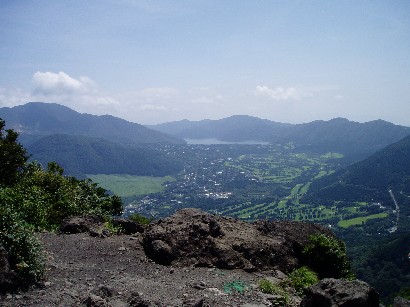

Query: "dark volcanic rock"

xmin=393 ymin=296 xmax=410 ymax=307
xmin=60 ymin=215 xmax=105 ymax=234
xmin=112 ymin=218 xmax=145 ymax=234
xmin=89 ymin=227 xmax=111 ymax=238
xmin=255 ymin=219 xmax=335 ymax=254
xmin=0 ymin=244 xmax=16 ymax=293
xmin=0 ymin=219 xmax=378 ymax=307
xmin=143 ymin=208 xmax=319 ymax=272
xmin=301 ymin=278 xmax=379 ymax=307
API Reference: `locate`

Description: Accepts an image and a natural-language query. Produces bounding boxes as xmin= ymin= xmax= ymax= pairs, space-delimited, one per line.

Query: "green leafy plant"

xmin=0 ymin=206 xmax=45 ymax=288
xmin=302 ymin=234 xmax=353 ymax=279
xmin=103 ymin=218 xmax=123 ymax=234
xmin=0 ymin=119 xmax=29 ymax=187
xmin=0 ymin=120 xmax=125 ymax=291
xmin=128 ymin=213 xmax=153 ymax=225
xmin=258 ymin=278 xmax=277 ymax=294
xmin=258 ymin=279 xmax=291 ymax=306
xmin=288 ymin=266 xmax=318 ymax=294
xmin=5 ymin=161 xmax=124 ymax=231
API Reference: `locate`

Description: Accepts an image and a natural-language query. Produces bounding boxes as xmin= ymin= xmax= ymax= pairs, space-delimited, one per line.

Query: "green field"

xmin=337 ymin=213 xmax=389 ymax=228
xmin=87 ymin=174 xmax=175 ymax=197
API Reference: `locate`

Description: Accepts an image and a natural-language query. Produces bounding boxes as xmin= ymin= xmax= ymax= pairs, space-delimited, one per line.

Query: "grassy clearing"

xmin=337 ymin=213 xmax=389 ymax=228
xmin=320 ymin=152 xmax=344 ymax=159
xmin=86 ymin=174 xmax=175 ymax=197
xmin=314 ymin=170 xmax=328 ymax=180
xmin=300 ymin=182 xmax=311 ymax=194
xmin=290 ymin=184 xmax=303 ymax=196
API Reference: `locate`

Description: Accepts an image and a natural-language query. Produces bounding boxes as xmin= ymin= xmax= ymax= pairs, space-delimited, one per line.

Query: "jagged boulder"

xmin=60 ymin=215 xmax=105 ymax=234
xmin=300 ymin=278 xmax=379 ymax=307
xmin=111 ymin=218 xmax=145 ymax=234
xmin=255 ymin=219 xmax=335 ymax=255
xmin=143 ymin=208 xmax=330 ymax=272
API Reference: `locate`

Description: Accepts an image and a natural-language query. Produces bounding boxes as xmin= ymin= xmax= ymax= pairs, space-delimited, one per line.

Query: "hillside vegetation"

xmin=0 ymin=102 xmax=186 ymax=177
xmin=27 ymin=134 xmax=183 ymax=177
xmin=1 ymin=102 xmax=185 ymax=146
xmin=0 ymin=119 xmax=123 ymax=290
xmin=305 ymin=135 xmax=410 ymax=203
xmin=302 ymin=135 xmax=410 ymax=302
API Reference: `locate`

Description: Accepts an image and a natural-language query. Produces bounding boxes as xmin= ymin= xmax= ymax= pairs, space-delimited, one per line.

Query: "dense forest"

xmin=27 ymin=134 xmax=184 ymax=177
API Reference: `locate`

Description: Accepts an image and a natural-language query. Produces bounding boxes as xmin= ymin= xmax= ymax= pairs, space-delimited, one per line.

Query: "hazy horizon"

xmin=1 ymin=1 xmax=410 ymax=126
xmin=4 ymin=101 xmax=409 ymax=127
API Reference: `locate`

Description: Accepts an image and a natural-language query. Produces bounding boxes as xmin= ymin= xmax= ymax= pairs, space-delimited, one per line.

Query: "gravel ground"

xmin=0 ymin=232 xmax=299 ymax=306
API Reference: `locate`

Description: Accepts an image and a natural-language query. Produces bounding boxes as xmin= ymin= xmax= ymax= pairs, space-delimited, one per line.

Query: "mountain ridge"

xmin=149 ymin=115 xmax=410 ymax=159
xmin=0 ymin=102 xmax=185 ymax=146
xmin=3 ymin=102 xmax=410 ymax=171
xmin=147 ymin=115 xmax=292 ymax=142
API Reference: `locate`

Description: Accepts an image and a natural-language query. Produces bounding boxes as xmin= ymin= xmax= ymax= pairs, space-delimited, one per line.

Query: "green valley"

xmin=87 ymin=174 xmax=175 ymax=197
xmin=120 ymin=144 xmax=393 ymax=233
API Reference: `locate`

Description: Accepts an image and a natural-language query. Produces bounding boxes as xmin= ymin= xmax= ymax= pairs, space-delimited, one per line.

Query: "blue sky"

xmin=1 ymin=0 xmax=410 ymax=125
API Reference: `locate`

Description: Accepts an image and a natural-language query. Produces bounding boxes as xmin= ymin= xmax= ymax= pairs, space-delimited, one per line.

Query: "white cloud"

xmin=0 ymin=87 xmax=30 ymax=107
xmin=32 ymin=71 xmax=95 ymax=95
xmin=255 ymin=85 xmax=312 ymax=101
xmin=30 ymin=71 xmax=119 ymax=113
xmin=0 ymin=71 xmax=243 ymax=124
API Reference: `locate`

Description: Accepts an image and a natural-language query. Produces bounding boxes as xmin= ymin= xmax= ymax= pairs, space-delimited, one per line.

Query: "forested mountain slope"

xmin=304 ymin=135 xmax=410 ymax=203
xmin=28 ymin=134 xmax=183 ymax=177
xmin=1 ymin=102 xmax=185 ymax=146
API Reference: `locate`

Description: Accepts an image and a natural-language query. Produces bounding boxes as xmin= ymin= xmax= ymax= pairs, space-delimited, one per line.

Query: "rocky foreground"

xmin=1 ymin=209 xmax=381 ymax=306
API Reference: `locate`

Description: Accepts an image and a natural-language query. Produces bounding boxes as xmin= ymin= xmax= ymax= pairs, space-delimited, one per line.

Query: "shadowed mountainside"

xmin=304 ymin=135 xmax=410 ymax=203
xmin=27 ymin=134 xmax=183 ymax=177
xmin=1 ymin=102 xmax=185 ymax=146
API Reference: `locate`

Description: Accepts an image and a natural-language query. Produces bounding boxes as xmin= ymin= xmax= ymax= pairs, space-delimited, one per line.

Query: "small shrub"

xmin=103 ymin=218 xmax=123 ymax=234
xmin=302 ymin=234 xmax=353 ymax=279
xmin=258 ymin=279 xmax=291 ymax=306
xmin=5 ymin=162 xmax=124 ymax=231
xmin=258 ymin=278 xmax=276 ymax=294
xmin=288 ymin=266 xmax=318 ymax=294
xmin=128 ymin=213 xmax=153 ymax=225
xmin=0 ymin=206 xmax=45 ymax=288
